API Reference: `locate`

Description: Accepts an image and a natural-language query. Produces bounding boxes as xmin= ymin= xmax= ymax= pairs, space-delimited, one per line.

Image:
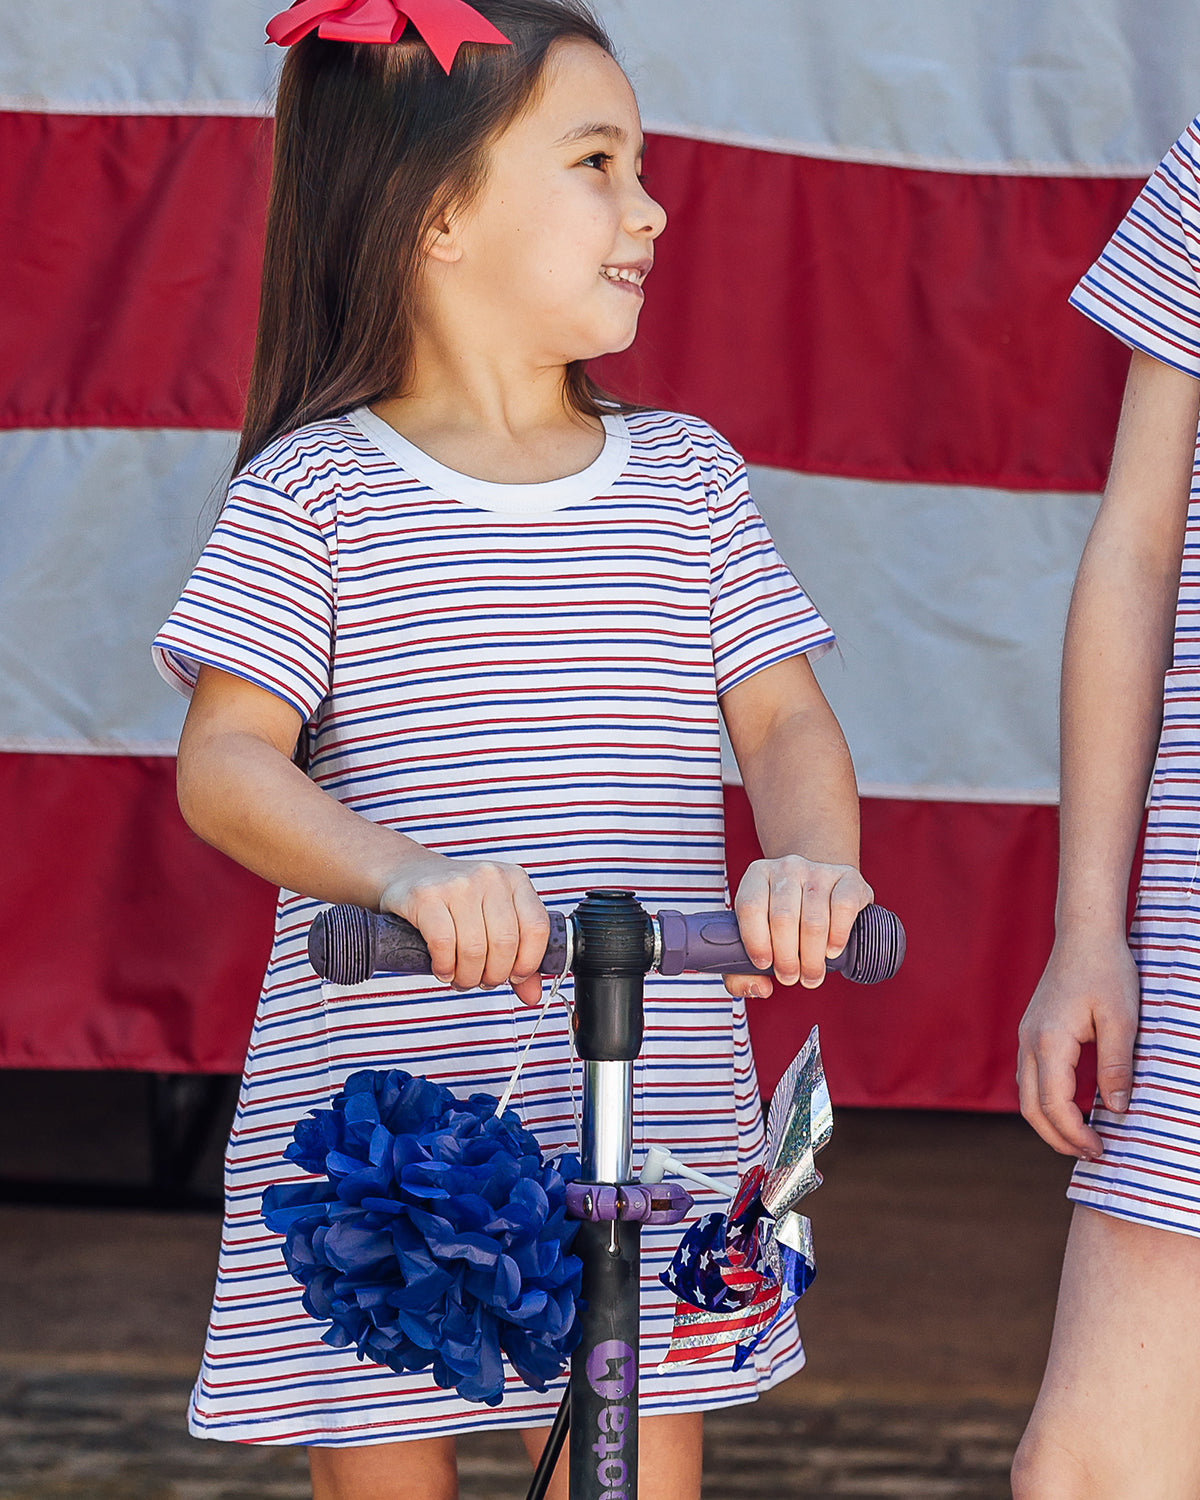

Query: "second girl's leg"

xmin=1011 ymin=1205 xmax=1200 ymax=1500
xmin=521 ymin=1411 xmax=704 ymax=1500
xmin=309 ymin=1435 xmax=457 ymax=1500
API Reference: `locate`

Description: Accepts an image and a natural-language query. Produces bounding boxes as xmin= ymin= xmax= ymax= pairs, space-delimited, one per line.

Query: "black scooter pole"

xmin=566 ymin=890 xmax=650 ymax=1500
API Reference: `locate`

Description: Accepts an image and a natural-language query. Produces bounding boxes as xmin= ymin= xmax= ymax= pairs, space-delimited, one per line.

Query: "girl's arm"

xmin=1017 ymin=349 xmax=1199 ymax=1157
xmin=176 ymin=664 xmax=550 ymax=1004
xmin=720 ymin=653 xmax=872 ymax=996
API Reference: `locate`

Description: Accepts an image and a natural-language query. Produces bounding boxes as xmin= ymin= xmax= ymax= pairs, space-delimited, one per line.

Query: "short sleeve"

xmin=152 ymin=472 xmax=334 ymax=720
xmin=708 ymin=448 xmax=835 ymax=696
xmin=1070 ymin=118 xmax=1200 ymax=376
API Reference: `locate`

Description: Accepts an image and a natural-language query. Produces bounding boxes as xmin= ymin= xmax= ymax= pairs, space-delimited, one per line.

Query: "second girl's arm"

xmin=1017 ymin=349 xmax=1199 ymax=1157
xmin=177 ymin=664 xmax=549 ymax=1004
xmin=720 ymin=653 xmax=872 ymax=996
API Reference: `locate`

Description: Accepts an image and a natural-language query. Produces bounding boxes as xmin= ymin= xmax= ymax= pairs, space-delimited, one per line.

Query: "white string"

xmin=566 ymin=988 xmax=581 ymax=1150
xmin=496 ymin=961 xmax=570 ymax=1118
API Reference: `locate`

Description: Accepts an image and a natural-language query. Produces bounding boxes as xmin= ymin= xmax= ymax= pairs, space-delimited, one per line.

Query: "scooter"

xmin=308 ymin=891 xmax=904 ymax=1499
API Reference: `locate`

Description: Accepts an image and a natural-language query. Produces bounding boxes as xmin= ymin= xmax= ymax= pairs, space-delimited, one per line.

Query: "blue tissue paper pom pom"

xmin=262 ymin=1068 xmax=583 ymax=1407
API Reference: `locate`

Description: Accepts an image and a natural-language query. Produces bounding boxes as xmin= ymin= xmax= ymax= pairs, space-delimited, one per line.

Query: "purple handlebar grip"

xmin=309 ymin=902 xmax=904 ymax=987
xmin=308 ymin=906 xmax=571 ymax=986
xmin=657 ymin=903 xmax=905 ymax=985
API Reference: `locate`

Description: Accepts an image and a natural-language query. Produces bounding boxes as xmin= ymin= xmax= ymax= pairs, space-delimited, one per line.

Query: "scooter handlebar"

xmin=309 ymin=902 xmax=904 ymax=988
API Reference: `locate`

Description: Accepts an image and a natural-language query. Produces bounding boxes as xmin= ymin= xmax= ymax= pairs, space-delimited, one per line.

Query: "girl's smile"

xmin=600 ymin=260 xmax=651 ymax=294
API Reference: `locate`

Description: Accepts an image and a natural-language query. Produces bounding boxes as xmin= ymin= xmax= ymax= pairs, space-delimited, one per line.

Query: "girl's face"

xmin=429 ymin=40 xmax=667 ymax=367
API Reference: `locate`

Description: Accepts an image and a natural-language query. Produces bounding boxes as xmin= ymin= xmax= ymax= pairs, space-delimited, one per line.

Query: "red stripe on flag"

xmin=0 ymin=111 xmax=268 ymax=431
xmin=724 ymin=784 xmax=1070 ymax=1112
xmin=598 ymin=135 xmax=1141 ymax=492
xmin=663 ymin=1279 xmax=782 ymax=1365
xmin=0 ymin=753 xmax=273 ymax=1071
xmin=3 ymin=114 xmax=1136 ymax=490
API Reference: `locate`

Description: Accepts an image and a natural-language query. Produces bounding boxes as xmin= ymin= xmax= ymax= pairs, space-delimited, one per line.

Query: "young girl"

xmin=1014 ymin=119 xmax=1200 ymax=1498
xmin=155 ymin=3 xmax=871 ymax=1496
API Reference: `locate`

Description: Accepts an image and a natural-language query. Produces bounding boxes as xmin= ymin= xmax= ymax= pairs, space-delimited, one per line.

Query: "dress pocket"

xmin=1139 ymin=667 xmax=1200 ymax=907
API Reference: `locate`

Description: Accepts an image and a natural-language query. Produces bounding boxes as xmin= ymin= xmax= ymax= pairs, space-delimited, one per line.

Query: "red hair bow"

xmin=266 ymin=0 xmax=512 ymax=74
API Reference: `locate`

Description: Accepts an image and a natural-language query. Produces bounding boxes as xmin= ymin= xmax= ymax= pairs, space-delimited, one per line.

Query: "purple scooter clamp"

xmin=566 ymin=1181 xmax=694 ymax=1226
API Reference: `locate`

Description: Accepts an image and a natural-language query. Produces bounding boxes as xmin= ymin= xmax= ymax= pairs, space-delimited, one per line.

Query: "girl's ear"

xmin=424 ymin=208 xmax=463 ymax=265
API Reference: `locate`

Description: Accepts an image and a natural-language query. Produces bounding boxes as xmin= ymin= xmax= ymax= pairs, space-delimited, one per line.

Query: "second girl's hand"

xmin=177 ymin=664 xmax=549 ymax=1005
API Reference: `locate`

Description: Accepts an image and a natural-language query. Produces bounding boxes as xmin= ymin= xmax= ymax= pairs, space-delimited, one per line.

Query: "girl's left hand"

xmin=727 ymin=857 xmax=873 ymax=997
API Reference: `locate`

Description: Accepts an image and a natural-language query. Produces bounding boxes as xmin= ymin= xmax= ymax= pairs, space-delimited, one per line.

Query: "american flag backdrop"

xmin=4 ymin=0 xmax=1200 ymax=1107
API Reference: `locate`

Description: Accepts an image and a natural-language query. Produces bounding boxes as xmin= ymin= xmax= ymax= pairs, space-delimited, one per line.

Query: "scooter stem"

xmin=568 ymin=891 xmax=647 ymax=1500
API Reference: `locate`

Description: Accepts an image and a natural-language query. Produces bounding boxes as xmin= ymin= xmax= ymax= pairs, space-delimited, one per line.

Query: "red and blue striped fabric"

xmin=155 ymin=406 xmax=826 ymax=1439
xmin=1067 ymin=120 xmax=1200 ymax=1238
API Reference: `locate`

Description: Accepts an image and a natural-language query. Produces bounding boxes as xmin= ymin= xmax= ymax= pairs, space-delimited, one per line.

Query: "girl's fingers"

xmin=447 ymin=899 xmax=488 ymax=990
xmin=1095 ymin=1007 xmax=1137 ymax=1115
xmin=392 ymin=860 xmax=546 ymax=995
xmin=511 ymin=974 xmax=544 ymax=1007
xmin=478 ymin=879 xmax=521 ymax=990
xmin=724 ymin=973 xmax=774 ymax=1000
xmin=772 ymin=861 xmax=858 ymax=988
xmin=1017 ymin=946 xmax=1136 ymax=1159
xmin=796 ymin=877 xmax=835 ymax=988
xmin=1020 ymin=1037 xmax=1102 ymax=1158
xmin=510 ymin=880 xmax=552 ymax=999
xmin=766 ymin=865 xmax=807 ymax=987
xmin=404 ymin=855 xmax=875 ymax=1002
xmin=733 ymin=863 xmax=773 ymax=971
xmin=410 ymin=898 xmax=458 ymax=986
xmin=1016 ymin=1049 xmax=1077 ymax=1155
xmin=827 ymin=873 xmax=873 ymax=958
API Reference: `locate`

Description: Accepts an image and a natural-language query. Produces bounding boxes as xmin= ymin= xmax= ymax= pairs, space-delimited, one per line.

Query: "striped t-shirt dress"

xmin=153 ymin=405 xmax=836 ymax=1445
xmin=1069 ymin=116 xmax=1200 ymax=1238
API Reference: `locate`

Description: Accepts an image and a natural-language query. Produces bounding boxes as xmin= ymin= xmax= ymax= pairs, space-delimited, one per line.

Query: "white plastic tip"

xmin=639 ymin=1144 xmax=671 ymax=1184
xmin=638 ymin=1145 xmax=736 ymax=1199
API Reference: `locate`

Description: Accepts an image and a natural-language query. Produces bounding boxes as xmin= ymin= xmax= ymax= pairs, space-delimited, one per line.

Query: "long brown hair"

xmin=236 ymin=0 xmax=620 ymax=474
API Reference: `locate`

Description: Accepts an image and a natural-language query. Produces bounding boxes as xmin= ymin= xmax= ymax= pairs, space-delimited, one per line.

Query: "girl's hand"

xmin=378 ymin=854 xmax=550 ymax=1007
xmin=727 ymin=856 xmax=874 ymax=997
xmin=1016 ymin=932 xmax=1140 ymax=1158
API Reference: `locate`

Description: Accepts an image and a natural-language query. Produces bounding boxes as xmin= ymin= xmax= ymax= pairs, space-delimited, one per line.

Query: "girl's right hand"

xmin=378 ymin=854 xmax=550 ymax=1007
xmin=1016 ymin=931 xmax=1140 ymax=1159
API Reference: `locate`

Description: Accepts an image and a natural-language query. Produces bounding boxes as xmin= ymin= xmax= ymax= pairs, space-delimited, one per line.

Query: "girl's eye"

xmin=581 ymin=151 xmax=613 ymax=170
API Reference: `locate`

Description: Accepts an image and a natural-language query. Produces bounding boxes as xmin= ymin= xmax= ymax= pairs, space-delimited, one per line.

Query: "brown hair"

xmin=236 ymin=0 xmax=621 ymax=474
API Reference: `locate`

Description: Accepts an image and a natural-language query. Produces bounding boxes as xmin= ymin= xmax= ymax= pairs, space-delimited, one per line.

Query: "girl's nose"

xmin=628 ymin=180 xmax=668 ymax=240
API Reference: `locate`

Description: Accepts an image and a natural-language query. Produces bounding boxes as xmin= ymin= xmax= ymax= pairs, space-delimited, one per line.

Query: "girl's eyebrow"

xmin=556 ymin=122 xmax=646 ymax=155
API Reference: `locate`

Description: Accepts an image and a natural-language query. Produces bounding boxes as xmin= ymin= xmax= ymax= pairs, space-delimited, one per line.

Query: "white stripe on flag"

xmin=746 ymin=466 xmax=1098 ymax=803
xmin=2 ymin=0 xmax=1197 ymax=174
xmin=0 ymin=428 xmax=234 ymax=754
xmin=600 ymin=0 xmax=1200 ymax=175
xmin=0 ymin=0 xmax=281 ymax=117
xmin=0 ymin=428 xmax=1095 ymax=802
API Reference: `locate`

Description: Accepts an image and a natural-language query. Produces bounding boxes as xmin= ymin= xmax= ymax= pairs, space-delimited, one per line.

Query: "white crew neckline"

xmin=349 ymin=406 xmax=631 ymax=514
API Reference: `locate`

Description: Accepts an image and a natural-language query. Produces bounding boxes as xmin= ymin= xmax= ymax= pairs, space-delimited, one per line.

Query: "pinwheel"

xmin=659 ymin=1026 xmax=831 ymax=1369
